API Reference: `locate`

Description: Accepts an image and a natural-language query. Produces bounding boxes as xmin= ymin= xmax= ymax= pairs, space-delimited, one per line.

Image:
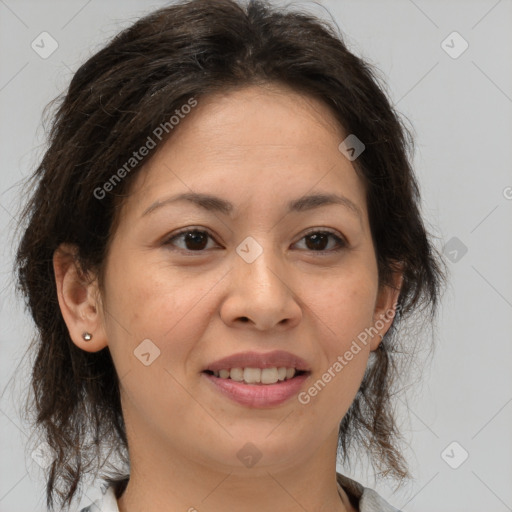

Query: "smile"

xmin=202 ymin=368 xmax=310 ymax=407
xmin=204 ymin=366 xmax=305 ymax=384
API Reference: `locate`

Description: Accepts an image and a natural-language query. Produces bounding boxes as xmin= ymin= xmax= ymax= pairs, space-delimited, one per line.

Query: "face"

xmin=68 ymin=84 xmax=400 ymax=474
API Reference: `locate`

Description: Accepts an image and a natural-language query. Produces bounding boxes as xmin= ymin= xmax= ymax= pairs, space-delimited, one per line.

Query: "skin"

xmin=54 ymin=83 xmax=402 ymax=512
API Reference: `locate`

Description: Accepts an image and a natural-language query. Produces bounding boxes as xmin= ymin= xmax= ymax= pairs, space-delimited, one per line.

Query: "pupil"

xmin=186 ymin=231 xmax=207 ymax=250
xmin=183 ymin=232 xmax=328 ymax=251
xmin=306 ymin=233 xmax=327 ymax=251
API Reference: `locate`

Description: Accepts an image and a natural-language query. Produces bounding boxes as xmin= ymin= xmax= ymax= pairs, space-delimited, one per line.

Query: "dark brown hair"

xmin=14 ymin=0 xmax=447 ymax=510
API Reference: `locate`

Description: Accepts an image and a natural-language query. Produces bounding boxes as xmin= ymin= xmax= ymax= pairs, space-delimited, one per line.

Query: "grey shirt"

xmin=79 ymin=473 xmax=401 ymax=512
xmin=337 ymin=472 xmax=402 ymax=512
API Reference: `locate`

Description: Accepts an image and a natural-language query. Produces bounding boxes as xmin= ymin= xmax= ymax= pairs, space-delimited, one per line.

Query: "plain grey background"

xmin=1 ymin=1 xmax=511 ymax=511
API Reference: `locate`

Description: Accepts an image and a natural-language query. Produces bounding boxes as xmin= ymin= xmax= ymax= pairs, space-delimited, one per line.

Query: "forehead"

xmin=120 ymin=83 xmax=367 ymax=222
xmin=176 ymin=83 xmax=346 ymax=151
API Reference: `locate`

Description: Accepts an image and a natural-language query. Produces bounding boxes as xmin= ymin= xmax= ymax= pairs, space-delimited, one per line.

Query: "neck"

xmin=116 ymin=427 xmax=355 ymax=512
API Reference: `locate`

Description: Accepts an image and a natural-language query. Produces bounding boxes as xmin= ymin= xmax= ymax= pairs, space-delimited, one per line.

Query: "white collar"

xmin=79 ymin=483 xmax=119 ymax=512
xmin=82 ymin=477 xmax=400 ymax=512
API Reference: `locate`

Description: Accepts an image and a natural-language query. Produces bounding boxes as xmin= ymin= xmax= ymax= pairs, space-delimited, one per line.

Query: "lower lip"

xmin=202 ymin=372 xmax=310 ymax=408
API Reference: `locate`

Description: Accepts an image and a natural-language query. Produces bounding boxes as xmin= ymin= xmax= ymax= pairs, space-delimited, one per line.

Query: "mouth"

xmin=202 ymin=367 xmax=309 ymax=385
xmin=201 ymin=350 xmax=312 ymax=407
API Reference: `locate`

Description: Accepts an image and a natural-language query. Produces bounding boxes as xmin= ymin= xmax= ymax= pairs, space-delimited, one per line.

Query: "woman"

xmin=15 ymin=0 xmax=447 ymax=511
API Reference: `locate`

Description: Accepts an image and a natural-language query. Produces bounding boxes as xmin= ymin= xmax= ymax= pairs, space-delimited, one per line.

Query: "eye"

xmin=163 ymin=227 xmax=347 ymax=254
xmin=163 ymin=228 xmax=218 ymax=252
xmin=293 ymin=229 xmax=347 ymax=253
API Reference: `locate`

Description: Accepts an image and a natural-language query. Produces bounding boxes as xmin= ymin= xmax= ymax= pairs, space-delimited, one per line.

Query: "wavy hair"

xmin=14 ymin=0 xmax=447 ymax=509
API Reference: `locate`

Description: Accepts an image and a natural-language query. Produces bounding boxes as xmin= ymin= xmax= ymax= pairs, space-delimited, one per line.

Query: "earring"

xmin=82 ymin=332 xmax=92 ymax=341
xmin=378 ymin=333 xmax=384 ymax=341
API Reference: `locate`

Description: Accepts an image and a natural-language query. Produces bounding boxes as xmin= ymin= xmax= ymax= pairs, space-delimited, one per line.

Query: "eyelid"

xmin=163 ymin=226 xmax=220 ymax=247
xmin=299 ymin=226 xmax=347 ymax=244
xmin=293 ymin=228 xmax=348 ymax=254
xmin=163 ymin=226 xmax=348 ymax=253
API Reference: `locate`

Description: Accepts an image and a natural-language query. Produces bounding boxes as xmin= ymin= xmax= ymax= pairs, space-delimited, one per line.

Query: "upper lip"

xmin=203 ymin=350 xmax=311 ymax=372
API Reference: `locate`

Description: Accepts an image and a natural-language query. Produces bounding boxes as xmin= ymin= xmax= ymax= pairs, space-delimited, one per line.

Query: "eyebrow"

xmin=141 ymin=191 xmax=363 ymax=222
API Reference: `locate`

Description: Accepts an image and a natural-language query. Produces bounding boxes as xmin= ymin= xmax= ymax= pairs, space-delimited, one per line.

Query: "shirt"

xmin=337 ymin=472 xmax=402 ymax=512
xmin=78 ymin=472 xmax=402 ymax=512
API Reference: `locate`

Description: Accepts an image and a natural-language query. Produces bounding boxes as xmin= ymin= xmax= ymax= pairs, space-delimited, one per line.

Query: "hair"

xmin=14 ymin=0 xmax=448 ymax=510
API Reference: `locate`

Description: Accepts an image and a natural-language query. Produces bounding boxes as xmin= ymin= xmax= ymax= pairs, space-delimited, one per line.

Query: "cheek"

xmin=101 ymin=262 xmax=210 ymax=417
xmin=101 ymin=252 xmax=220 ymax=371
xmin=312 ymin=269 xmax=377 ymax=347
xmin=295 ymin=279 xmax=376 ymax=423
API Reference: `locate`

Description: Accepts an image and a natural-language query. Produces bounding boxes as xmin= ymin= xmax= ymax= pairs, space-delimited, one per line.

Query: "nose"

xmin=220 ymin=241 xmax=302 ymax=331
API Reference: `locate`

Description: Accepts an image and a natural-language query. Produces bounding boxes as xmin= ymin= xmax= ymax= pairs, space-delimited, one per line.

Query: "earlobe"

xmin=370 ymin=262 xmax=404 ymax=351
xmin=53 ymin=243 xmax=108 ymax=353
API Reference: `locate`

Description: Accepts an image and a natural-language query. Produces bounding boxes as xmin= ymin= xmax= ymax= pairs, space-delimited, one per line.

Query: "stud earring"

xmin=82 ymin=332 xmax=92 ymax=341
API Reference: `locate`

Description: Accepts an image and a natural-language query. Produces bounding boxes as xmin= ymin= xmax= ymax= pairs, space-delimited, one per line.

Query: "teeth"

xmin=211 ymin=367 xmax=298 ymax=384
xmin=229 ymin=367 xmax=244 ymax=381
xmin=244 ymin=367 xmax=261 ymax=384
xmin=261 ymin=368 xmax=278 ymax=384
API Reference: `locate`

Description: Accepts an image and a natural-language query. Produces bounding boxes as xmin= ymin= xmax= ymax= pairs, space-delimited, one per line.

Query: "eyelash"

xmin=163 ymin=227 xmax=348 ymax=255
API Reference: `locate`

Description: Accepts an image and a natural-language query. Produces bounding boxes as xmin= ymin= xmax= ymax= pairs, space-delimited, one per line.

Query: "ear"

xmin=53 ymin=243 xmax=108 ymax=353
xmin=370 ymin=261 xmax=404 ymax=351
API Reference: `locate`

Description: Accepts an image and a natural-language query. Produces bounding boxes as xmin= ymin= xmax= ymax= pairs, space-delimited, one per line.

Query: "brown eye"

xmin=164 ymin=228 xmax=347 ymax=254
xmin=295 ymin=230 xmax=347 ymax=253
xmin=165 ymin=229 xmax=216 ymax=251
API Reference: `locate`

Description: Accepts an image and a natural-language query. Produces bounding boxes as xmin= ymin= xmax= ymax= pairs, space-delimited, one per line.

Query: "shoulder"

xmin=78 ymin=482 xmax=119 ymax=512
xmin=337 ymin=472 xmax=402 ymax=512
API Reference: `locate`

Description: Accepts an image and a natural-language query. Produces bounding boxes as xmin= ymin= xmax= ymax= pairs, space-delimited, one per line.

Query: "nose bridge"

xmin=234 ymin=234 xmax=285 ymax=295
xmin=224 ymin=233 xmax=301 ymax=329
